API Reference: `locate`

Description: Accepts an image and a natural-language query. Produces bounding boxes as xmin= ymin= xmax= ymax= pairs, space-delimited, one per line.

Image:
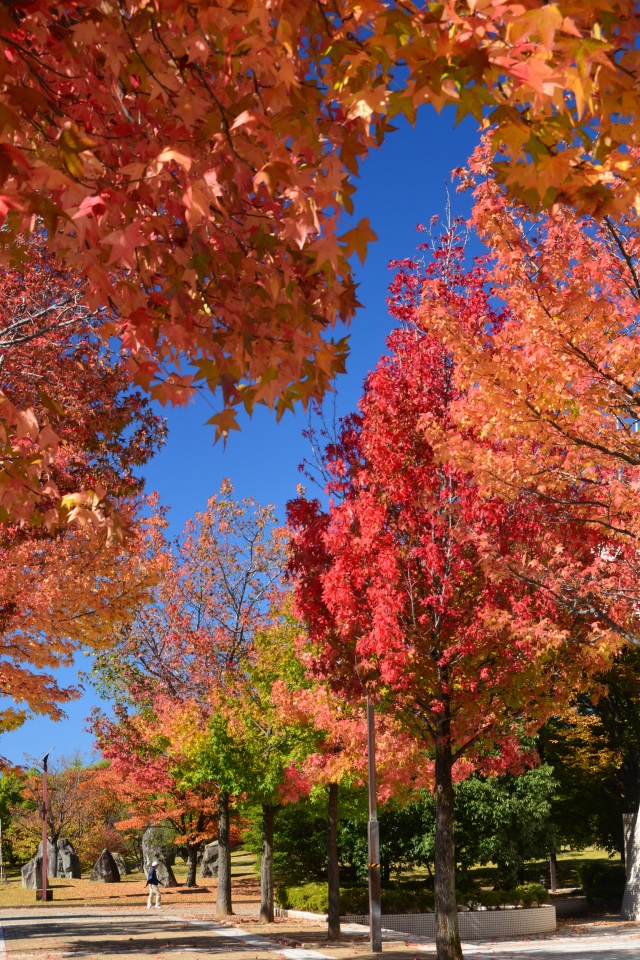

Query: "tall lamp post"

xmin=40 ymin=752 xmax=50 ymax=902
xmin=367 ymin=698 xmax=382 ymax=953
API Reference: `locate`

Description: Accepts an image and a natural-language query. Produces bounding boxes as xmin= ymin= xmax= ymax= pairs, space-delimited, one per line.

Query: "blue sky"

xmin=4 ymin=109 xmax=482 ymax=767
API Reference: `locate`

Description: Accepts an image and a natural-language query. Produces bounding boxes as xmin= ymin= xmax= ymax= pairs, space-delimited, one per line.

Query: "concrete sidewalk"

xmin=0 ymin=907 xmax=637 ymax=960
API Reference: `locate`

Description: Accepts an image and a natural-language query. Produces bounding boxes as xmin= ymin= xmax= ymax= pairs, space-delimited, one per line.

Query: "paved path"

xmin=434 ymin=921 xmax=640 ymax=960
xmin=0 ymin=908 xmax=336 ymax=960
xmin=0 ymin=909 xmax=638 ymax=960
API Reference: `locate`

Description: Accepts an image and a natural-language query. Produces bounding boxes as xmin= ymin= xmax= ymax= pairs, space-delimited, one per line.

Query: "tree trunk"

xmin=621 ymin=805 xmax=640 ymax=918
xmin=434 ymin=740 xmax=462 ymax=960
xmin=549 ymin=852 xmax=557 ymax=893
xmin=327 ymin=782 xmax=341 ymax=940
xmin=260 ymin=803 xmax=276 ymax=923
xmin=186 ymin=843 xmax=199 ymax=888
xmin=216 ymin=791 xmax=233 ymax=916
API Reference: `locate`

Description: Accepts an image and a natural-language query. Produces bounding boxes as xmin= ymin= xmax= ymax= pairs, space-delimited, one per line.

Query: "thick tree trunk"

xmin=621 ymin=806 xmax=640 ymax=918
xmin=216 ymin=791 xmax=233 ymax=916
xmin=186 ymin=843 xmax=199 ymax=887
xmin=260 ymin=804 xmax=276 ymax=922
xmin=327 ymin=782 xmax=341 ymax=940
xmin=434 ymin=740 xmax=462 ymax=960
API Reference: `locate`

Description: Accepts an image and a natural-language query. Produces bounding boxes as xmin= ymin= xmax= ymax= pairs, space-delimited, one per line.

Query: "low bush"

xmin=513 ymin=884 xmax=550 ymax=907
xmin=276 ymin=880 xmax=549 ymax=914
xmin=578 ymin=862 xmax=626 ymax=908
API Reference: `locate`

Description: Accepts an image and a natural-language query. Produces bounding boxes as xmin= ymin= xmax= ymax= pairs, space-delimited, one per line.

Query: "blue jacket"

xmin=146 ymin=866 xmax=160 ymax=886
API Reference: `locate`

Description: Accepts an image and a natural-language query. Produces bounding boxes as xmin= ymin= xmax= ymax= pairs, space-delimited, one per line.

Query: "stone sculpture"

xmin=90 ymin=848 xmax=121 ymax=883
xmin=199 ymin=841 xmax=219 ymax=879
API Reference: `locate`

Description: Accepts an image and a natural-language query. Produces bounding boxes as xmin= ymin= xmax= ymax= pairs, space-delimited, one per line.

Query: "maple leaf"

xmin=57 ymin=122 xmax=99 ymax=178
xmin=206 ymin=408 xmax=241 ymax=442
xmin=339 ymin=217 xmax=379 ymax=266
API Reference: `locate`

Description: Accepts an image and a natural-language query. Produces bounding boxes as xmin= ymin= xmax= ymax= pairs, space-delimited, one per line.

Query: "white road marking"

xmin=164 ymin=914 xmax=337 ymax=960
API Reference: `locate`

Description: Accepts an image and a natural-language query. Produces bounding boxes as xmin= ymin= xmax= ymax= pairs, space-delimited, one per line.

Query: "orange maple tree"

xmin=93 ymin=700 xmax=219 ymax=888
xmin=89 ymin=482 xmax=287 ymax=905
xmin=424 ymin=144 xmax=640 ymax=647
xmin=0 ymin=232 xmax=164 ymax=730
xmin=0 ymin=1 xmax=638 ymax=440
xmin=10 ymin=756 xmax=125 ymax=870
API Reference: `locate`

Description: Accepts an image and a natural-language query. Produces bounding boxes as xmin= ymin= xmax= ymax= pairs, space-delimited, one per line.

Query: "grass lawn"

xmin=0 ymin=846 xmax=621 ymax=910
xmin=0 ymin=850 xmax=260 ymax=909
xmin=463 ymin=847 xmax=620 ymax=891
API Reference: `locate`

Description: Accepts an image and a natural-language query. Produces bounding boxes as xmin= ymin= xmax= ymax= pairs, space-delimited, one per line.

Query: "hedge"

xmin=275 ymin=881 xmax=549 ymax=914
xmin=578 ymin=862 xmax=626 ymax=908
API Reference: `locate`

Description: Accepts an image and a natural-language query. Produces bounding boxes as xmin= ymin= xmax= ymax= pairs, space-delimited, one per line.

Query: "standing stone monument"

xmin=199 ymin=841 xmax=219 ymax=879
xmin=90 ymin=849 xmax=121 ymax=883
xmin=112 ymin=852 xmax=129 ymax=875
xmin=35 ymin=839 xmax=57 ymax=877
xmin=21 ymin=855 xmax=43 ymax=889
xmin=36 ymin=838 xmax=81 ymax=879
xmin=141 ymin=827 xmax=178 ymax=887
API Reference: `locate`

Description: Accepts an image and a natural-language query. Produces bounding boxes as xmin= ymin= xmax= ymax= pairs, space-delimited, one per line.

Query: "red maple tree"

xmin=287 ymin=243 xmax=620 ymax=960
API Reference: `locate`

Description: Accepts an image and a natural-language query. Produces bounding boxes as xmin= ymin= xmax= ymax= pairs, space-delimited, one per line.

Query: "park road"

xmin=0 ymin=907 xmax=338 ymax=960
xmin=0 ymin=909 xmax=639 ymax=960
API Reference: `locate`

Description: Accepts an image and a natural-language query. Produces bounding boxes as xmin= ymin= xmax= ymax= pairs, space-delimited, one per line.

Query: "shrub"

xmin=477 ymin=890 xmax=505 ymax=909
xmin=275 ymin=883 xmax=435 ymax=915
xmin=276 ymin=880 xmax=550 ymax=915
xmin=276 ymin=883 xmax=332 ymax=913
xmin=578 ymin=862 xmax=626 ymax=908
xmin=513 ymin=883 xmax=549 ymax=907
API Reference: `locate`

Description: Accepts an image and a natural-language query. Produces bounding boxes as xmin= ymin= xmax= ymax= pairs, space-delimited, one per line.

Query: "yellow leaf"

xmin=157 ymin=148 xmax=193 ymax=172
xmin=57 ymin=122 xmax=98 ymax=178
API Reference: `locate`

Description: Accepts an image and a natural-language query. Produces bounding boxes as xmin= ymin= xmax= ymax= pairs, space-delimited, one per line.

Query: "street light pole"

xmin=41 ymin=752 xmax=50 ymax=902
xmin=366 ymin=697 xmax=382 ymax=953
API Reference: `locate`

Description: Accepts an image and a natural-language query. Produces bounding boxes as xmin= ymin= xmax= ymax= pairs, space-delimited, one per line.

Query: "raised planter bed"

xmin=341 ymin=905 xmax=556 ymax=940
xmin=276 ymin=905 xmax=556 ymax=940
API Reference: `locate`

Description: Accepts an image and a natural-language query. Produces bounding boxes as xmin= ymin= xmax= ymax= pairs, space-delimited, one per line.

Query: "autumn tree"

xmin=0 ymin=232 xmax=163 ymax=529
xmin=287 ymin=265 xmax=620 ymax=960
xmin=90 ymin=482 xmax=287 ymax=910
xmin=92 ymin=700 xmax=218 ymax=887
xmin=0 ymin=233 xmax=164 ymax=733
xmin=9 ymin=755 xmax=123 ymax=871
xmin=273 ymin=655 xmax=427 ymax=937
xmin=186 ymin=612 xmax=314 ymax=922
xmin=422 ymin=148 xmax=640 ymax=651
xmin=0 ymin=1 xmax=638 ymax=457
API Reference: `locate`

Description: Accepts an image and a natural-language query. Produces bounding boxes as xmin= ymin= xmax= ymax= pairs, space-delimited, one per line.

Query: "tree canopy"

xmin=1 ymin=1 xmax=639 ymax=441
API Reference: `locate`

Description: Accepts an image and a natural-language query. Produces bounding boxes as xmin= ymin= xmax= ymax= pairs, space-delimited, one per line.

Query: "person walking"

xmin=145 ymin=860 xmax=163 ymax=909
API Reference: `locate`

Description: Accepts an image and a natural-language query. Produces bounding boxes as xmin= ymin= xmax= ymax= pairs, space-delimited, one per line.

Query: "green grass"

xmin=392 ymin=847 xmax=619 ymax=890
xmin=463 ymin=848 xmax=619 ymax=890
